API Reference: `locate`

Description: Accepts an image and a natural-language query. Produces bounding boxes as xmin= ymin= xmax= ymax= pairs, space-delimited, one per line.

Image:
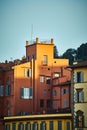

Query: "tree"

xmin=54 ymin=45 xmax=59 ymax=58
xmin=77 ymin=43 xmax=87 ymax=62
xmin=62 ymin=48 xmax=77 ymax=65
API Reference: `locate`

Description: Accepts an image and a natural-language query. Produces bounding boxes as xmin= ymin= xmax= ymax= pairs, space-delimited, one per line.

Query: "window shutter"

xmin=29 ymin=88 xmax=33 ymax=99
xmin=24 ymin=69 xmax=27 ymax=77
xmin=21 ymin=88 xmax=24 ymax=98
xmin=74 ymin=72 xmax=77 ymax=83
xmin=81 ymin=91 xmax=84 ymax=102
xmin=74 ymin=91 xmax=78 ymax=102
xmin=61 ymin=89 xmax=64 ymax=94
xmin=66 ymin=89 xmax=69 ymax=94
xmin=80 ymin=72 xmax=84 ymax=82
xmin=53 ymin=101 xmax=57 ymax=109
xmin=29 ymin=69 xmax=32 ymax=77
xmin=0 ymin=85 xmax=4 ymax=96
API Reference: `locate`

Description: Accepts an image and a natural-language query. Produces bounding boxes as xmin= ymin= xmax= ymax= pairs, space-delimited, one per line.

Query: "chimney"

xmin=26 ymin=41 xmax=29 ymax=46
xmin=36 ymin=37 xmax=39 ymax=43
xmin=51 ymin=38 xmax=54 ymax=44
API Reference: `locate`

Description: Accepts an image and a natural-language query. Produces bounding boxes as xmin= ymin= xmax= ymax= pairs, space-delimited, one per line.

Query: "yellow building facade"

xmin=70 ymin=61 xmax=87 ymax=130
xmin=4 ymin=113 xmax=72 ymax=130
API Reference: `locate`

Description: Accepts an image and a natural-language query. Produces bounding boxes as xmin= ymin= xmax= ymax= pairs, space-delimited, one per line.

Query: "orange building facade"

xmin=0 ymin=38 xmax=71 ymax=129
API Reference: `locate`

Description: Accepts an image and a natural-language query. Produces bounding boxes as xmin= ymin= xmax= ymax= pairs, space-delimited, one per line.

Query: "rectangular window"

xmin=32 ymin=122 xmax=38 ymax=130
xmin=18 ymin=123 xmax=24 ymax=130
xmin=25 ymin=123 xmax=31 ymax=130
xmin=27 ymin=56 xmax=30 ymax=61
xmin=5 ymin=124 xmax=10 ymax=130
xmin=47 ymin=100 xmax=51 ymax=108
xmin=66 ymin=122 xmax=70 ymax=130
xmin=74 ymin=89 xmax=84 ymax=103
xmin=6 ymin=85 xmax=11 ymax=96
xmin=50 ymin=121 xmax=53 ymax=130
xmin=53 ymin=90 xmax=57 ymax=96
xmin=64 ymin=99 xmax=67 ymax=107
xmin=40 ymin=122 xmax=46 ymax=130
xmin=74 ymin=72 xmax=84 ymax=83
xmin=46 ymin=77 xmax=51 ymax=84
xmin=40 ymin=75 xmax=44 ymax=83
xmin=25 ymin=68 xmax=32 ymax=78
xmin=53 ymin=101 xmax=57 ymax=109
xmin=21 ymin=87 xmax=33 ymax=99
xmin=43 ymin=55 xmax=48 ymax=65
xmin=12 ymin=123 xmax=16 ymax=130
xmin=40 ymin=99 xmax=44 ymax=107
xmin=43 ymin=89 xmax=47 ymax=94
xmin=0 ymin=85 xmax=4 ymax=96
xmin=54 ymin=73 xmax=60 ymax=78
xmin=58 ymin=121 xmax=62 ymax=130
xmin=61 ymin=89 xmax=67 ymax=94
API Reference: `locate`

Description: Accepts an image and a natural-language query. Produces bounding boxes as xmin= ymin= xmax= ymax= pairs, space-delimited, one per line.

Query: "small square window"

xmin=40 ymin=76 xmax=44 ymax=83
xmin=46 ymin=77 xmax=51 ymax=84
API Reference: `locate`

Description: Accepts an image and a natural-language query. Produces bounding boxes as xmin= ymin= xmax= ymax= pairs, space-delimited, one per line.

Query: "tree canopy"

xmin=59 ymin=43 xmax=87 ymax=65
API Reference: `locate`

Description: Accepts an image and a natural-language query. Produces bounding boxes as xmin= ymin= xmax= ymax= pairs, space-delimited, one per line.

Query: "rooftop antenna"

xmin=31 ymin=24 xmax=33 ymax=44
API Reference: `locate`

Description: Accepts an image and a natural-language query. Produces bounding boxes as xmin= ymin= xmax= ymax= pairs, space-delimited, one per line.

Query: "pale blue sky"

xmin=0 ymin=0 xmax=87 ymax=62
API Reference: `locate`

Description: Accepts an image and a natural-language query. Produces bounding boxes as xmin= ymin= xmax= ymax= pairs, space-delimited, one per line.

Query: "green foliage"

xmin=54 ymin=43 xmax=87 ymax=65
xmin=54 ymin=45 xmax=59 ymax=58
xmin=77 ymin=43 xmax=87 ymax=62
xmin=62 ymin=48 xmax=77 ymax=65
xmin=61 ymin=43 xmax=87 ymax=65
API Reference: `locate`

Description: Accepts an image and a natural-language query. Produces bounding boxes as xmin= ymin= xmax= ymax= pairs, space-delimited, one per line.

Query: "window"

xmin=7 ymin=109 xmax=10 ymax=116
xmin=74 ymin=89 xmax=84 ymax=103
xmin=40 ymin=75 xmax=44 ymax=83
xmin=6 ymin=85 xmax=11 ymax=96
xmin=46 ymin=100 xmax=51 ymax=108
xmin=66 ymin=122 xmax=70 ymax=130
xmin=25 ymin=68 xmax=32 ymax=78
xmin=18 ymin=123 xmax=24 ymax=130
xmin=25 ymin=123 xmax=31 ymax=130
xmin=53 ymin=101 xmax=57 ymax=109
xmin=53 ymin=90 xmax=57 ymax=96
xmin=27 ymin=56 xmax=30 ymax=61
xmin=40 ymin=122 xmax=46 ymax=130
xmin=5 ymin=124 xmax=10 ymax=130
xmin=75 ymin=110 xmax=84 ymax=128
xmin=21 ymin=87 xmax=33 ymax=99
xmin=43 ymin=55 xmax=48 ymax=65
xmin=74 ymin=72 xmax=84 ymax=83
xmin=43 ymin=89 xmax=47 ymax=94
xmin=58 ymin=121 xmax=62 ymax=130
xmin=50 ymin=121 xmax=53 ymax=130
xmin=32 ymin=122 xmax=38 ymax=130
xmin=12 ymin=123 xmax=16 ymax=130
xmin=40 ymin=99 xmax=44 ymax=107
xmin=29 ymin=87 xmax=33 ymax=99
xmin=0 ymin=85 xmax=4 ymax=96
xmin=54 ymin=73 xmax=60 ymax=78
xmin=46 ymin=77 xmax=51 ymax=84
xmin=64 ymin=99 xmax=67 ymax=107
xmin=61 ymin=89 xmax=67 ymax=94
xmin=32 ymin=55 xmax=36 ymax=59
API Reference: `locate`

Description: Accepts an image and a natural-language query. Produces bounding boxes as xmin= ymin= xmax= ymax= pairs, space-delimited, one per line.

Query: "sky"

xmin=0 ymin=0 xmax=87 ymax=62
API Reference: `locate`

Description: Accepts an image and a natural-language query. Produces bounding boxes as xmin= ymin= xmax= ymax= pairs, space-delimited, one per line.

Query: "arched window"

xmin=40 ymin=122 xmax=46 ymax=130
xmin=76 ymin=110 xmax=84 ymax=128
